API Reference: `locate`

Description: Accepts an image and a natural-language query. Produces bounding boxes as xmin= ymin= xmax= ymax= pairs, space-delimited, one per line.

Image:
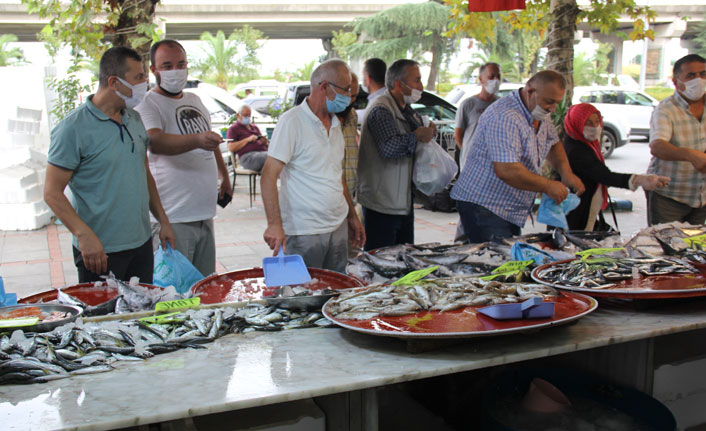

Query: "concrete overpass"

xmin=1 ymin=0 xmax=704 ymax=42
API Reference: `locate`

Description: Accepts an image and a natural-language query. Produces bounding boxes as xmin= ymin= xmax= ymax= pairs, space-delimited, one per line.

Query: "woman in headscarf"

xmin=563 ymin=103 xmax=670 ymax=231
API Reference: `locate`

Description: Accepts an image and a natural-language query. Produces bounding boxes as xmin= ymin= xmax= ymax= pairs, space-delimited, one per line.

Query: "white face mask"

xmin=115 ymin=77 xmax=147 ymax=109
xmin=531 ymin=93 xmax=551 ymax=122
xmin=158 ymin=69 xmax=188 ymax=94
xmin=679 ymin=77 xmax=706 ymax=101
xmin=583 ymin=125 xmax=602 ymax=142
xmin=484 ymin=79 xmax=500 ymax=95
xmin=402 ymin=82 xmax=422 ymax=104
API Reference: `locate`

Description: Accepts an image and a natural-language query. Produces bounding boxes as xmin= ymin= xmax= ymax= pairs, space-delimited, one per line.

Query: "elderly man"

xmin=337 ymin=72 xmax=360 ymax=199
xmin=45 ymin=46 xmax=174 ymax=282
xmin=261 ymin=59 xmax=365 ymax=273
xmin=226 ymin=104 xmax=268 ymax=172
xmin=357 ymin=59 xmax=437 ymax=250
xmin=136 ymin=39 xmax=231 ymax=277
xmin=450 ymin=70 xmax=585 ymax=243
xmin=646 ymin=54 xmax=706 ymax=226
xmin=453 ymin=62 xmax=502 ymax=242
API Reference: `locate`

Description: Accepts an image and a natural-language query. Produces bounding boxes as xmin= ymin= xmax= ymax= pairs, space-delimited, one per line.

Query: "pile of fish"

xmin=535 ymin=255 xmax=699 ymax=289
xmin=0 ymin=304 xmax=331 ymax=385
xmin=54 ymin=275 xmax=186 ymax=317
xmin=624 ymin=222 xmax=706 ymax=256
xmin=325 ymin=276 xmax=559 ymax=320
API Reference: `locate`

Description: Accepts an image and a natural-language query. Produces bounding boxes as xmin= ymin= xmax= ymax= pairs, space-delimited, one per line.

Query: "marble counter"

xmin=3 ymin=300 xmax=706 ymax=431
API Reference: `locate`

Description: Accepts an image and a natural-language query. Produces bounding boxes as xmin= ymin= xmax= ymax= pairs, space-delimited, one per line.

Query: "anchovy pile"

xmin=0 ymin=304 xmax=331 ymax=386
xmin=325 ymin=276 xmax=558 ymax=320
xmin=535 ymin=256 xmax=699 ymax=289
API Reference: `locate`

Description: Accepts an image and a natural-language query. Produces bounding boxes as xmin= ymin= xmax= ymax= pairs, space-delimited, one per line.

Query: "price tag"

xmin=0 ymin=317 xmax=39 ymax=328
xmin=140 ymin=312 xmax=181 ymax=325
xmin=576 ymin=247 xmax=625 ymax=259
xmin=154 ymin=297 xmax=200 ymax=312
xmin=392 ymin=266 xmax=438 ymax=286
xmin=479 ymin=260 xmax=532 ymax=281
xmin=683 ymin=233 xmax=706 ymax=248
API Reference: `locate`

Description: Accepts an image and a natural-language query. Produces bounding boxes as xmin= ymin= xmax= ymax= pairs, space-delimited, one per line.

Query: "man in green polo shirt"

xmin=44 ymin=46 xmax=175 ymax=283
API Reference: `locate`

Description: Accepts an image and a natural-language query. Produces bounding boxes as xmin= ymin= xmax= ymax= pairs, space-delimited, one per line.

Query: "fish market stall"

xmin=4 ymin=222 xmax=706 ymax=429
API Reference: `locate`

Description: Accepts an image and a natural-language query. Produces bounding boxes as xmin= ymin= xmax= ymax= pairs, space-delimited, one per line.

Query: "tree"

xmin=347 ymin=1 xmax=455 ymax=91
xmin=194 ymin=26 xmax=265 ymax=90
xmin=293 ymin=60 xmax=316 ymax=82
xmin=331 ymin=30 xmax=357 ymax=63
xmin=445 ymin=0 xmax=655 ymax=103
xmin=21 ymin=0 xmax=162 ymax=121
xmin=692 ymin=13 xmax=706 ymax=58
xmin=0 ymin=34 xmax=27 ymax=66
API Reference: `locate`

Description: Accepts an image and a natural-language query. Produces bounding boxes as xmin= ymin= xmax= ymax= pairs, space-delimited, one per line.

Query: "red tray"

xmin=531 ymin=259 xmax=706 ymax=299
xmin=322 ymin=290 xmax=597 ymax=339
xmin=19 ymin=282 xmax=162 ymax=306
xmin=191 ymin=267 xmax=365 ymax=304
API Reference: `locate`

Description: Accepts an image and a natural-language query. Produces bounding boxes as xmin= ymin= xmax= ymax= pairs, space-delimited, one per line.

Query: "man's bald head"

xmin=527 ymin=70 xmax=566 ymax=91
xmin=310 ymin=59 xmax=351 ymax=88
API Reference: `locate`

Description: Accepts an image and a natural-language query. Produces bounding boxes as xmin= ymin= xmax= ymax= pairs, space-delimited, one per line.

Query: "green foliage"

xmin=573 ymin=44 xmax=611 ymax=86
xmin=194 ymin=26 xmax=265 ymax=90
xmin=622 ymin=64 xmax=641 ymax=80
xmin=331 ymin=30 xmax=357 ymax=62
xmin=645 ymin=86 xmax=673 ymax=101
xmin=293 ymin=60 xmax=316 ymax=82
xmin=21 ymin=0 xmax=161 ymax=121
xmin=692 ymin=14 xmax=706 ymax=58
xmin=47 ymin=59 xmax=92 ymax=121
xmin=0 ymin=34 xmax=27 ymax=66
xmin=267 ymin=98 xmax=294 ymax=122
xmin=346 ymin=1 xmax=455 ymax=90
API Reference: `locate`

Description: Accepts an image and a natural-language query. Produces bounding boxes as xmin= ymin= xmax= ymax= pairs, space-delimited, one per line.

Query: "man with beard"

xmin=136 ymin=39 xmax=231 ymax=276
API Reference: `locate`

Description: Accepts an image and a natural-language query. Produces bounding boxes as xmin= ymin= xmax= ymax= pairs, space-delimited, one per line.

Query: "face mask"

xmin=583 ymin=125 xmax=602 ymax=142
xmin=531 ymin=93 xmax=551 ymax=122
xmin=679 ymin=77 xmax=706 ymax=101
xmin=484 ymin=79 xmax=500 ymax=95
xmin=158 ymin=69 xmax=188 ymax=94
xmin=326 ymin=88 xmax=352 ymax=114
xmin=115 ymin=77 xmax=147 ymax=109
xmin=402 ymin=82 xmax=422 ymax=104
xmin=241 ymin=116 xmax=252 ymax=126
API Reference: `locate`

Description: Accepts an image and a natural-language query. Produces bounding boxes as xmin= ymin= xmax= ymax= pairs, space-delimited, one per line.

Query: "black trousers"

xmin=73 ymin=239 xmax=154 ymax=283
xmin=362 ymin=206 xmax=414 ymax=251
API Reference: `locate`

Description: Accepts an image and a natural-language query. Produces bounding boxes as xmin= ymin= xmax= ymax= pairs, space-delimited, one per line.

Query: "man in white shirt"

xmin=136 ymin=39 xmax=231 ymax=276
xmin=261 ymin=59 xmax=365 ymax=273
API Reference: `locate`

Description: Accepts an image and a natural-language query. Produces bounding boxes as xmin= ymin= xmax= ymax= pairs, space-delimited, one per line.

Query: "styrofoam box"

xmin=0 ymin=165 xmax=38 ymax=189
xmin=0 ymin=200 xmax=52 ymax=231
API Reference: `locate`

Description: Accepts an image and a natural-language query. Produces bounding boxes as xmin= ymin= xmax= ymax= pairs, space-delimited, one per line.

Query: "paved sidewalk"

xmin=0 ymin=176 xmax=649 ymax=300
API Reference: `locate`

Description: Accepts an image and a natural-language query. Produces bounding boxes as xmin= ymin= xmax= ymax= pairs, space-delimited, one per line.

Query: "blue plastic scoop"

xmin=263 ymin=246 xmax=312 ymax=287
xmin=478 ymin=297 xmax=555 ymax=320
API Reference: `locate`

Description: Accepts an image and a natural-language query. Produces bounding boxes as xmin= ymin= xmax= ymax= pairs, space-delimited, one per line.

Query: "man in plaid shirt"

xmin=450 ymin=70 xmax=584 ymax=242
xmin=647 ymin=54 xmax=706 ymax=225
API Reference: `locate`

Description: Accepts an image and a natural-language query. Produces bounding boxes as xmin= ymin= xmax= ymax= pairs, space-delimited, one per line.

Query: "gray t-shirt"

xmin=455 ymin=95 xmax=497 ymax=171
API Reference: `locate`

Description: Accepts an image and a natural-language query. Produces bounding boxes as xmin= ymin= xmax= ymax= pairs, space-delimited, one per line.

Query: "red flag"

xmin=468 ymin=0 xmax=526 ymax=12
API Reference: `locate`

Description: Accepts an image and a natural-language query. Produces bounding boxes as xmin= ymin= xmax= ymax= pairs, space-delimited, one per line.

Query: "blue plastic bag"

xmin=511 ymin=242 xmax=556 ymax=265
xmin=537 ymin=192 xmax=580 ymax=230
xmin=153 ymin=244 xmax=204 ymax=294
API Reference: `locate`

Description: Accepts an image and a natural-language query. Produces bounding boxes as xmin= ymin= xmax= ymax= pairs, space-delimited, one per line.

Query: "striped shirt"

xmin=340 ymin=108 xmax=359 ymax=198
xmin=647 ymin=92 xmax=706 ymax=208
xmin=450 ymin=89 xmax=559 ymax=227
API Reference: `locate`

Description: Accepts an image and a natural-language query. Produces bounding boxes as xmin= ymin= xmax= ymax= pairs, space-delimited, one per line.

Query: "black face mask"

xmin=337 ymin=104 xmax=354 ymax=119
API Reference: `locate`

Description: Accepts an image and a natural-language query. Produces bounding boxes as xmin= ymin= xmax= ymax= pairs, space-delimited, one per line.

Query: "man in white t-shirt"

xmin=261 ymin=59 xmax=365 ymax=273
xmin=136 ymin=40 xmax=231 ymax=276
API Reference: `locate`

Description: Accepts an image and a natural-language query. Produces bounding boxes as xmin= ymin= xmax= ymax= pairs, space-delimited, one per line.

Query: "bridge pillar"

xmin=321 ymin=37 xmax=335 ymax=61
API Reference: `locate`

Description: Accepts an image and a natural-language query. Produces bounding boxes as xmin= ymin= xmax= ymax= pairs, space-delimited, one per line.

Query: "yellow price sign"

xmin=154 ymin=297 xmax=200 ymax=312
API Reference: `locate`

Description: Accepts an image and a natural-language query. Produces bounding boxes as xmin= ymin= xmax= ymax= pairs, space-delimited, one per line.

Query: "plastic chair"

xmin=230 ymin=152 xmax=260 ymax=207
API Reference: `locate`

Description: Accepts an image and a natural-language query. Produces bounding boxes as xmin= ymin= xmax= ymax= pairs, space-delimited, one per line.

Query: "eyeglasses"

xmin=325 ymin=81 xmax=352 ymax=95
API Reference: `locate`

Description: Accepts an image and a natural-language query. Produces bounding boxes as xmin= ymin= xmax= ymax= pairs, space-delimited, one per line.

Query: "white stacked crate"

xmin=0 ymin=106 xmax=52 ymax=230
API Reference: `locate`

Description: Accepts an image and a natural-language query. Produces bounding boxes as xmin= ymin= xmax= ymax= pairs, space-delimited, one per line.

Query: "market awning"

xmin=467 ymin=0 xmax=526 ymax=12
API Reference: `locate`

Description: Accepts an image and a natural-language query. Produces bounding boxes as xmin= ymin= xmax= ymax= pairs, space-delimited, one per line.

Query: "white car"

xmin=446 ymin=82 xmax=523 ymax=107
xmin=184 ymin=83 xmax=273 ymax=130
xmin=573 ymin=86 xmax=658 ymax=157
xmin=230 ymin=80 xmax=286 ymax=99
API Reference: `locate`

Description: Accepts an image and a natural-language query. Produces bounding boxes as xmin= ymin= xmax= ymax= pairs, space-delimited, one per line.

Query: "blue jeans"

xmin=457 ymin=201 xmax=520 ymax=243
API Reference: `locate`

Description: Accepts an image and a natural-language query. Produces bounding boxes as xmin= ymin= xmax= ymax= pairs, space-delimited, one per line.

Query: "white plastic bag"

xmin=413 ymin=139 xmax=458 ymax=196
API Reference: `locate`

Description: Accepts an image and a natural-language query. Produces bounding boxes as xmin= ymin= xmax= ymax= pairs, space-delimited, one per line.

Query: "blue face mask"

xmin=326 ymin=89 xmax=351 ymax=114
xmin=241 ymin=116 xmax=252 ymax=125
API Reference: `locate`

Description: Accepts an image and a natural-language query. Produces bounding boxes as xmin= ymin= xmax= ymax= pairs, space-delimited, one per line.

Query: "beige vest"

xmin=357 ymin=90 xmax=414 ymax=215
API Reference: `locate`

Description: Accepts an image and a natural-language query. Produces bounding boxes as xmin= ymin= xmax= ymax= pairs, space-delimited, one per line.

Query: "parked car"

xmin=184 ymin=82 xmax=273 ymax=130
xmin=572 ymin=86 xmax=658 ymax=157
xmin=230 ymin=80 xmax=287 ymax=99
